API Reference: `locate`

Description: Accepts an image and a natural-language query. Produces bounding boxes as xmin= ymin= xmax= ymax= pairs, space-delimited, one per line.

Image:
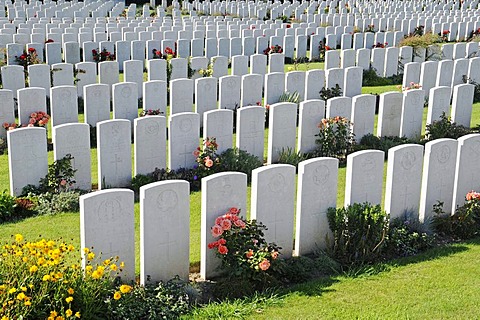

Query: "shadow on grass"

xmin=285 ymin=238 xmax=479 ymax=298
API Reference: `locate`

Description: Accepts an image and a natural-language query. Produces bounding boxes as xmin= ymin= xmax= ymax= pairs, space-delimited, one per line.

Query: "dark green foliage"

xmin=152 ymin=167 xmax=201 ymax=192
xmin=275 ymin=147 xmax=310 ymax=168
xmin=358 ymin=134 xmax=412 ymax=156
xmin=219 ymin=148 xmax=263 ymax=182
xmin=362 ymin=68 xmax=403 ymax=87
xmin=131 ymin=174 xmax=155 ymax=195
xmin=35 ymin=191 xmax=82 ymax=215
xmin=0 ymin=190 xmax=17 ymax=223
xmin=326 ymin=203 xmax=389 ymax=266
xmin=465 ymin=78 xmax=480 ymax=103
xmin=314 ymin=117 xmax=355 ymax=163
xmin=106 ymin=277 xmax=192 ymax=319
xmin=423 ymin=112 xmax=473 ymax=141
xmin=385 ymin=215 xmax=435 ymax=258
xmin=319 ymin=84 xmax=343 ymax=101
xmin=432 ymin=199 xmax=480 ymax=240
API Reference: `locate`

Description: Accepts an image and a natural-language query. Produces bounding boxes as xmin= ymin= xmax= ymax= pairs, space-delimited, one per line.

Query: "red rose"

xmin=28 ymin=47 xmax=35 ymax=53
xmin=218 ymin=245 xmax=228 ymax=255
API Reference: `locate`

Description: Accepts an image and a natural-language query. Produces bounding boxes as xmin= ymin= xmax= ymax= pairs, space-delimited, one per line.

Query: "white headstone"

xmin=399 ymin=89 xmax=425 ymax=140
xmin=377 ymin=91 xmax=403 ymax=137
xmin=97 ymin=119 xmax=132 ymax=189
xmin=218 ymin=75 xmax=241 ymax=110
xmin=8 ymin=127 xmax=48 ymax=196
xmin=134 ymin=116 xmax=167 ymax=175
xmin=267 ymin=102 xmax=297 ymax=164
xmin=168 ymin=112 xmax=200 ymax=170
xmin=305 ymin=69 xmax=325 ymax=100
xmin=51 ymin=63 xmax=74 ymax=87
xmin=124 ymin=60 xmax=144 ymax=98
xmin=326 ymin=96 xmax=352 ymax=119
xmin=194 ymin=77 xmax=218 ymax=123
xmin=264 ymin=72 xmax=285 ymax=105
xmin=28 ymin=64 xmax=51 ymax=97
xmin=80 ymin=189 xmax=135 ymax=281
xmin=201 ymin=172 xmax=247 ymax=279
xmin=140 ymin=180 xmax=190 ymax=283
xmin=50 ymin=86 xmax=78 ymax=126
xmin=344 ymin=66 xmax=363 ymax=98
xmin=295 ymin=157 xmax=338 ymax=255
xmin=297 ymin=99 xmax=325 ymax=154
xmin=251 ymin=164 xmax=296 ymax=258
xmin=426 ymin=86 xmax=452 ymax=125
xmin=451 ymin=83 xmax=474 ymax=127
xmin=84 ymin=84 xmax=110 ymax=127
xmin=0 ymin=90 xmax=15 ymax=139
xmin=385 ymin=144 xmax=424 ymax=220
xmin=351 ymin=94 xmax=376 ymax=142
xmin=142 ymin=80 xmax=167 ymax=116
xmin=17 ymin=87 xmax=47 ymax=126
xmin=53 ymin=123 xmax=91 ymax=190
xmin=112 ymin=82 xmax=138 ymax=125
xmin=236 ymin=105 xmax=265 ymax=161
xmin=170 ymin=79 xmax=193 ymax=114
xmin=203 ymin=109 xmax=233 ymax=154
xmin=345 ymin=150 xmax=385 ymax=206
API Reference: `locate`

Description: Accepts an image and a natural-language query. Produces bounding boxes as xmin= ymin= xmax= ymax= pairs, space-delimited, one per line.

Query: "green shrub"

xmin=0 ymin=190 xmax=17 ymax=223
xmin=35 ymin=191 xmax=82 ymax=215
xmin=315 ymin=117 xmax=355 ymax=164
xmin=423 ymin=112 xmax=472 ymax=141
xmin=275 ymin=147 xmax=310 ymax=168
xmin=278 ymin=91 xmax=300 ymax=104
xmin=152 ymin=167 xmax=201 ymax=192
xmin=326 ymin=203 xmax=389 ymax=265
xmin=105 ymin=277 xmax=192 ymax=319
xmin=131 ymin=174 xmax=155 ymax=195
xmin=319 ymin=84 xmax=342 ymax=101
xmin=358 ymin=134 xmax=412 ymax=155
xmin=384 ymin=215 xmax=435 ymax=258
xmin=219 ymin=148 xmax=263 ymax=182
xmin=362 ymin=68 xmax=403 ymax=87
xmin=398 ymin=32 xmax=442 ymax=49
xmin=432 ymin=195 xmax=480 ymax=240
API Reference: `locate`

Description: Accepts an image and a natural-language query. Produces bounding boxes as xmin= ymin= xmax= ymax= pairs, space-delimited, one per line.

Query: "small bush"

xmin=358 ymin=134 xmax=412 ymax=155
xmin=319 ymin=84 xmax=342 ymax=101
xmin=423 ymin=112 xmax=472 ymax=141
xmin=385 ymin=215 xmax=435 ymax=258
xmin=219 ymin=148 xmax=263 ymax=182
xmin=362 ymin=68 xmax=403 ymax=87
xmin=35 ymin=191 xmax=82 ymax=215
xmin=131 ymin=173 xmax=155 ymax=195
xmin=398 ymin=32 xmax=442 ymax=49
xmin=326 ymin=203 xmax=389 ymax=266
xmin=275 ymin=147 xmax=310 ymax=168
xmin=152 ymin=167 xmax=201 ymax=192
xmin=105 ymin=277 xmax=192 ymax=319
xmin=432 ymin=194 xmax=480 ymax=240
xmin=315 ymin=117 xmax=355 ymax=164
xmin=0 ymin=190 xmax=17 ymax=223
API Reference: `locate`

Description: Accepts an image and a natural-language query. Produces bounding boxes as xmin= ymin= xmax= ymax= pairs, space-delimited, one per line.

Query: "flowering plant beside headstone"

xmin=92 ymin=48 xmax=115 ymax=62
xmin=263 ymin=44 xmax=283 ymax=55
xmin=3 ymin=111 xmax=50 ymax=131
xmin=139 ymin=109 xmax=164 ymax=117
xmin=208 ymin=207 xmax=283 ymax=286
xmin=315 ymin=116 xmax=355 ymax=163
xmin=193 ymin=137 xmax=221 ymax=175
xmin=441 ymin=30 xmax=450 ymax=42
xmin=198 ymin=62 xmax=214 ymax=77
xmin=15 ymin=48 xmax=41 ymax=70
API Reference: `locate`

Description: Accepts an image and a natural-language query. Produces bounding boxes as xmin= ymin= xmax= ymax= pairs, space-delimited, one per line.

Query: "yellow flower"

xmin=110 ymin=264 xmax=117 ymax=271
xmin=16 ymin=292 xmax=26 ymax=300
xmin=65 ymin=309 xmax=73 ymax=317
xmin=56 ymin=317 xmax=65 ymax=320
xmin=87 ymin=252 xmax=95 ymax=260
xmin=113 ymin=291 xmax=121 ymax=300
xmin=21 ymin=287 xmax=27 ymax=292
xmin=83 ymin=248 xmax=90 ymax=254
xmin=120 ymin=261 xmax=125 ymax=268
xmin=15 ymin=234 xmax=23 ymax=242
xmin=65 ymin=296 xmax=73 ymax=303
xmin=2 ymin=316 xmax=9 ymax=320
xmin=22 ymin=257 xmax=28 ymax=263
xmin=74 ymin=312 xmax=81 ymax=318
xmin=8 ymin=288 xmax=17 ymax=294
xmin=67 ymin=288 xmax=74 ymax=295
xmin=103 ymin=259 xmax=111 ymax=265
xmin=50 ymin=311 xmax=58 ymax=317
xmin=119 ymin=285 xmax=132 ymax=294
xmin=42 ymin=275 xmax=51 ymax=281
xmin=85 ymin=265 xmax=93 ymax=272
xmin=25 ymin=300 xmax=31 ymax=306
xmin=68 ymin=245 xmax=75 ymax=252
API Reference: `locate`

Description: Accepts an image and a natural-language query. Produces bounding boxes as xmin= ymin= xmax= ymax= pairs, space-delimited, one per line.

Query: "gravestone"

xmin=124 ymin=60 xmax=144 ymax=98
xmin=236 ymin=105 xmax=265 ymax=161
xmin=7 ymin=127 xmax=48 ymax=196
xmin=97 ymin=119 xmax=132 ymax=189
xmin=212 ymin=56 xmax=228 ymax=78
xmin=344 ymin=66 xmax=363 ymax=97
xmin=452 ymin=58 xmax=469 ymax=86
xmin=28 ymin=64 xmax=51 ymax=97
xmin=140 ymin=180 xmax=190 ymax=283
xmin=112 ymin=82 xmax=139 ymax=125
xmin=420 ymin=61 xmax=438 ymax=96
xmin=377 ymin=91 xmax=403 ymax=137
xmin=250 ymin=54 xmax=267 ymax=78
xmin=51 ymin=63 xmax=74 ymax=87
xmin=400 ymin=89 xmax=425 ymax=140
xmin=84 ymin=84 xmax=110 ymax=127
xmin=168 ymin=112 xmax=200 ymax=170
xmin=251 ymin=164 xmax=296 ymax=258
xmin=170 ymin=58 xmax=188 ymax=80
xmin=241 ymin=74 xmax=263 ymax=107
xmin=451 ymin=83 xmax=474 ymax=127
xmin=75 ymin=62 xmax=97 ymax=98
xmin=435 ymin=60 xmax=454 ymax=87
xmin=0 ymin=90 xmax=15 ymax=139
xmin=325 ymin=50 xmax=340 ymax=70
xmin=345 ymin=150 xmax=385 ymax=206
xmin=264 ymin=72 xmax=285 ymax=105
xmin=231 ymin=55 xmax=248 ymax=76
xmin=268 ymin=53 xmax=285 ymax=73
xmin=195 ymin=77 xmax=218 ymax=123
xmin=402 ymin=62 xmax=421 ymax=88
xmin=297 ymin=99 xmax=325 ymax=154
xmin=1 ymin=65 xmax=25 ymax=97
xmin=50 ymin=86 xmax=78 ymax=126
xmin=143 ymin=80 xmax=167 ymax=116
xmin=80 ymin=189 xmax=135 ymax=281
xmin=134 ymin=116 xmax=166 ymax=176
xmin=452 ymin=134 xmax=480 ymax=212
xmin=325 ymin=67 xmax=344 ymax=91
xmin=203 ymin=109 xmax=233 ymax=154
xmin=295 ymin=157 xmax=338 ymax=255
xmin=267 ymin=102 xmax=297 ymax=164
xmin=305 ymin=69 xmax=325 ymax=100
xmin=170 ymin=79 xmax=193 ymax=114
xmin=147 ymin=59 xmax=167 ymax=82
xmin=17 ymin=87 xmax=47 ymax=126
xmin=419 ymin=138 xmax=457 ymax=221
xmin=351 ymin=94 xmax=376 ymax=142
xmin=98 ymin=61 xmax=119 ymax=94
xmin=326 ymin=96 xmax=352 ymax=119
xmin=426 ymin=86 xmax=451 ymax=125
xmin=201 ymin=172 xmax=247 ymax=279
xmin=219 ymin=75 xmax=241 ymax=110
xmin=53 ymin=123 xmax=91 ymax=190
xmin=385 ymin=144 xmax=424 ymax=220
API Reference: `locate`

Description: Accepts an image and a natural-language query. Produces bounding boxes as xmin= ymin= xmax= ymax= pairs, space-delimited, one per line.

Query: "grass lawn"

xmin=189 ymin=238 xmax=480 ymax=319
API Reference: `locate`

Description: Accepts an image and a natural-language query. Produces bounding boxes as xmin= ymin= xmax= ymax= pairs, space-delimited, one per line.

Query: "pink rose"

xmin=220 ymin=219 xmax=231 ymax=231
xmin=211 ymin=224 xmax=223 ymax=238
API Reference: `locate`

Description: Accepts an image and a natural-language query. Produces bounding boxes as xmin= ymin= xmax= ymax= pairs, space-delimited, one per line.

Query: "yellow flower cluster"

xmin=0 ymin=235 xmax=127 ymax=319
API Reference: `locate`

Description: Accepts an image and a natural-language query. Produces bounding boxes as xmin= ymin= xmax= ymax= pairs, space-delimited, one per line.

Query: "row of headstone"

xmin=77 ymin=132 xmax=480 ymax=282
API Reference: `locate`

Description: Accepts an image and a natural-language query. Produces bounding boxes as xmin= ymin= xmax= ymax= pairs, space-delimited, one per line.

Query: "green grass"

xmin=189 ymin=239 xmax=480 ymax=319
